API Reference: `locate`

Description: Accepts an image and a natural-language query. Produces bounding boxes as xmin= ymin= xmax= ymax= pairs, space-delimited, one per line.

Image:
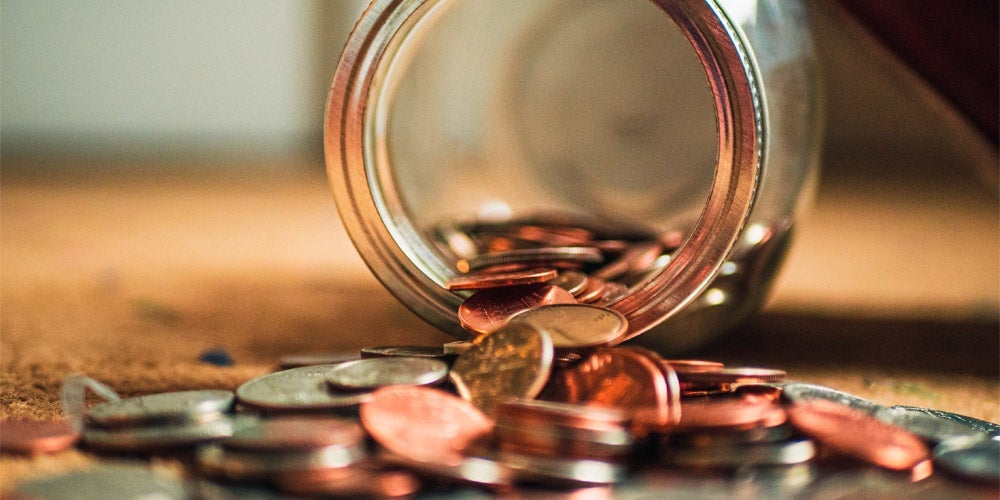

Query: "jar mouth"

xmin=326 ymin=0 xmax=764 ymax=340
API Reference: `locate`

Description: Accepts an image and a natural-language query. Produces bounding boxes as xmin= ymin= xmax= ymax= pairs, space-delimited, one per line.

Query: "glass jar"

xmin=325 ymin=0 xmax=821 ymax=353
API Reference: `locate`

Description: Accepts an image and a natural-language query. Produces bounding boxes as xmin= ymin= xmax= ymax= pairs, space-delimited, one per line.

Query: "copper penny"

xmin=459 ymin=246 xmax=603 ymax=273
xmin=0 ymin=419 xmax=80 ymax=455
xmin=507 ymin=303 xmax=629 ymax=350
xmin=540 ymin=347 xmax=671 ymax=427
xmin=221 ymin=416 xmax=364 ymax=452
xmin=620 ymin=346 xmax=682 ymax=429
xmin=450 ymin=322 xmax=554 ymax=414
xmin=664 ymin=359 xmax=726 ymax=373
xmin=575 ymin=277 xmax=607 ymax=303
xmin=457 ymin=283 xmax=575 ymax=335
xmin=676 ymin=398 xmax=788 ymax=432
xmin=360 ymin=386 xmax=494 ymax=467
xmin=445 ymin=267 xmax=558 ymax=291
xmin=592 ymin=242 xmax=662 ymax=280
xmin=678 ymin=367 xmax=787 ymax=387
xmin=279 ymin=352 xmax=360 ymax=369
xmin=787 ymin=399 xmax=930 ymax=471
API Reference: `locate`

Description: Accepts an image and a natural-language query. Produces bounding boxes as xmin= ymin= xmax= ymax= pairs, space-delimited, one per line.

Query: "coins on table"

xmin=0 ymin=419 xmax=80 ymax=455
xmin=508 ymin=303 xmax=629 ymax=350
xmin=13 ymin=464 xmax=189 ymax=500
xmin=932 ymin=435 xmax=1000 ymax=482
xmin=457 ymin=283 xmax=575 ymax=335
xmin=325 ymin=357 xmax=449 ymax=391
xmin=235 ymin=365 xmax=373 ymax=413
xmin=450 ymin=322 xmax=554 ymax=414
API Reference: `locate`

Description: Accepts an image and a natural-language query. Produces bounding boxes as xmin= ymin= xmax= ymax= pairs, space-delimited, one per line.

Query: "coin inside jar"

xmin=457 ymin=283 xmax=576 ymax=335
xmin=445 ymin=267 xmax=558 ymax=290
xmin=325 ymin=357 xmax=449 ymax=391
xmin=507 ymin=303 xmax=629 ymax=350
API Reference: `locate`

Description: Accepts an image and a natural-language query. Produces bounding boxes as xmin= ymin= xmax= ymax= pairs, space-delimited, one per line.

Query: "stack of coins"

xmin=81 ymin=390 xmax=236 ymax=452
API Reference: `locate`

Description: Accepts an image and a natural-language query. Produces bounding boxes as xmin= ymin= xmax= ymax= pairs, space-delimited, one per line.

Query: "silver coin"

xmin=236 ymin=365 xmax=372 ymax=412
xmin=671 ymin=424 xmax=795 ymax=448
xmin=892 ymin=405 xmax=1000 ymax=437
xmin=781 ymin=382 xmax=884 ymax=415
xmin=83 ymin=416 xmax=236 ymax=451
xmin=443 ymin=340 xmax=474 ymax=355
xmin=500 ymin=450 xmax=626 ymax=485
xmin=462 ymin=246 xmax=603 ymax=271
xmin=198 ymin=442 xmax=367 ymax=481
xmin=933 ymin=435 xmax=1000 ymax=482
xmin=325 ymin=357 xmax=449 ymax=391
xmin=279 ymin=352 xmax=360 ymax=369
xmin=875 ymin=406 xmax=989 ymax=444
xmin=380 ymin=451 xmax=513 ymax=489
xmin=360 ymin=345 xmax=449 ymax=359
xmin=14 ymin=464 xmax=189 ymax=500
xmin=507 ymin=304 xmax=629 ymax=349
xmin=86 ymin=389 xmax=234 ymax=428
xmin=663 ymin=438 xmax=816 ymax=468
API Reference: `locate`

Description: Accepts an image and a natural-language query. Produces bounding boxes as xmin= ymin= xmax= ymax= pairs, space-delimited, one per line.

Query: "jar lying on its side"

xmin=325 ymin=0 xmax=822 ymax=353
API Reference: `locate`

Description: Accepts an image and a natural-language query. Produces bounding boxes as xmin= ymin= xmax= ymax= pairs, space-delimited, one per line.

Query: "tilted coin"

xmin=14 ymin=464 xmax=189 ymax=500
xmin=236 ymin=365 xmax=372 ymax=412
xmin=874 ymin=406 xmax=990 ymax=444
xmin=220 ymin=415 xmax=364 ymax=452
xmin=664 ymin=360 xmax=725 ymax=373
xmin=494 ymin=399 xmax=633 ymax=460
xmin=0 ymin=419 xmax=80 ymax=455
xmin=445 ymin=267 xmax=559 ymax=290
xmin=457 ymin=283 xmax=576 ymax=335
xmin=458 ymin=246 xmax=603 ymax=273
xmin=82 ymin=416 xmax=236 ymax=451
xmin=892 ymin=405 xmax=1000 ymax=438
xmin=325 ymin=357 xmax=449 ymax=391
xmin=198 ymin=442 xmax=366 ymax=481
xmin=679 ymin=367 xmax=787 ymax=387
xmin=360 ymin=386 xmax=494 ymax=466
xmin=675 ymin=398 xmax=787 ymax=432
xmin=575 ymin=277 xmax=608 ymax=303
xmin=672 ymin=423 xmax=795 ymax=448
xmin=360 ymin=345 xmax=450 ymax=359
xmin=500 ymin=450 xmax=626 ymax=486
xmin=546 ymin=270 xmax=589 ymax=296
xmin=86 ymin=389 xmax=234 ymax=428
xmin=279 ymin=352 xmax=360 ymax=369
xmin=663 ymin=438 xmax=816 ymax=468
xmin=781 ymin=382 xmax=883 ymax=415
xmin=508 ymin=303 xmax=629 ymax=350
xmin=379 ymin=451 xmax=514 ymax=490
xmin=787 ymin=399 xmax=930 ymax=471
xmin=450 ymin=322 xmax=554 ymax=414
xmin=933 ymin=435 xmax=1000 ymax=483
xmin=443 ymin=340 xmax=474 ymax=355
xmin=275 ymin=466 xmax=421 ymax=498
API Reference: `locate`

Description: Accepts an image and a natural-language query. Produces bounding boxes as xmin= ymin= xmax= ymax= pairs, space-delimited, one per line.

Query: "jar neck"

xmin=326 ymin=0 xmax=765 ymax=340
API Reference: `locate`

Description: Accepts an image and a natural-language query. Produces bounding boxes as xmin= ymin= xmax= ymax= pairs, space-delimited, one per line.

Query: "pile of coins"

xmin=6 ymin=216 xmax=998 ymax=496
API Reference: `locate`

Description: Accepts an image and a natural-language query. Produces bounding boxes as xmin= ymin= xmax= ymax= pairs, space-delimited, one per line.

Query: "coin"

xmin=663 ymin=438 xmax=816 ymax=468
xmin=220 ymin=415 xmax=364 ymax=452
xmin=500 ymin=450 xmax=626 ymax=486
xmin=445 ymin=267 xmax=558 ymax=290
xmin=450 ymin=322 xmax=554 ymax=413
xmin=443 ymin=340 xmax=474 ymax=355
xmin=325 ymin=357 xmax=449 ymax=391
xmin=198 ymin=442 xmax=366 ymax=481
xmin=13 ymin=464 xmax=189 ymax=500
xmin=82 ymin=417 xmax=236 ymax=451
xmin=546 ymin=270 xmax=589 ymax=296
xmin=360 ymin=386 xmax=494 ymax=466
xmin=275 ymin=466 xmax=421 ymax=497
xmin=675 ymin=398 xmax=787 ymax=432
xmin=787 ymin=399 xmax=930 ymax=471
xmin=279 ymin=352 xmax=360 ymax=369
xmin=457 ymin=283 xmax=576 ymax=335
xmin=494 ymin=399 xmax=632 ymax=460
xmin=0 ymin=419 xmax=80 ymax=455
xmin=891 ymin=405 xmax=1000 ymax=437
xmin=664 ymin=360 xmax=725 ymax=373
xmin=360 ymin=345 xmax=450 ymax=359
xmin=380 ymin=452 xmax=514 ymax=490
xmin=459 ymin=246 xmax=603 ymax=273
xmin=781 ymin=382 xmax=883 ymax=415
xmin=235 ymin=365 xmax=372 ymax=412
xmin=679 ymin=367 xmax=787 ymax=387
xmin=933 ymin=435 xmax=999 ymax=482
xmin=86 ymin=389 xmax=234 ymax=428
xmin=874 ymin=406 xmax=989 ymax=444
xmin=507 ymin=303 xmax=629 ymax=350
xmin=576 ymin=277 xmax=608 ymax=303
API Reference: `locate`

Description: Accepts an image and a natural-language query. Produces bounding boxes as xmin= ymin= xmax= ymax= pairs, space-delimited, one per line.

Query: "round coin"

xmin=508 ymin=303 xmax=629 ymax=349
xmin=360 ymin=345 xmax=449 ymax=359
xmin=787 ymin=399 xmax=930 ymax=471
xmin=782 ymin=382 xmax=883 ymax=415
xmin=361 ymin=386 xmax=494 ymax=466
xmin=86 ymin=389 xmax=235 ymax=428
xmin=933 ymin=435 xmax=999 ymax=482
xmin=458 ymin=283 xmax=576 ymax=335
xmin=279 ymin=352 xmax=360 ymax=369
xmin=325 ymin=357 xmax=449 ymax=391
xmin=83 ymin=417 xmax=236 ymax=451
xmin=679 ymin=367 xmax=787 ymax=386
xmin=892 ymin=405 xmax=1000 ymax=437
xmin=221 ymin=415 xmax=364 ymax=452
xmin=380 ymin=452 xmax=513 ymax=490
xmin=546 ymin=270 xmax=589 ymax=296
xmin=198 ymin=442 xmax=366 ymax=481
xmin=445 ymin=267 xmax=558 ymax=290
xmin=664 ymin=359 xmax=726 ymax=373
xmin=236 ymin=365 xmax=372 ymax=412
xmin=0 ymin=419 xmax=80 ymax=455
xmin=874 ymin=406 xmax=989 ymax=444
xmin=450 ymin=322 xmax=554 ymax=414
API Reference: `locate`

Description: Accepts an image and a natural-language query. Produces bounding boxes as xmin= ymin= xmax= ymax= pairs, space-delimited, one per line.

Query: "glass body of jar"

xmin=326 ymin=0 xmax=822 ymax=353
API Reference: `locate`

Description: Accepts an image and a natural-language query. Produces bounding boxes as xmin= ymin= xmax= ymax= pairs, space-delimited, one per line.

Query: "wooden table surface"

xmin=2 ymin=157 xmax=997 ymax=488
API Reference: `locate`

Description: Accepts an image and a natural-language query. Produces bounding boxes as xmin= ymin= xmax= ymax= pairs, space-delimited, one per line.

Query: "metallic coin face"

xmin=445 ymin=267 xmax=558 ymax=291
xmin=275 ymin=467 xmax=421 ymax=497
xmin=875 ymin=406 xmax=989 ymax=444
xmin=933 ymin=435 xmax=1000 ymax=482
xmin=500 ymin=450 xmax=627 ymax=485
xmin=279 ymin=352 xmax=360 ymax=369
xmin=781 ymin=382 xmax=883 ymax=415
xmin=576 ymin=277 xmax=608 ymax=303
xmin=360 ymin=345 xmax=449 ymax=359
xmin=663 ymin=438 xmax=816 ymax=468
xmin=325 ymin=357 xmax=449 ymax=391
xmin=236 ymin=365 xmax=372 ymax=412
xmin=508 ymin=303 xmax=629 ymax=349
xmin=87 ymin=390 xmax=234 ymax=428
xmin=892 ymin=405 xmax=1000 ymax=438
xmin=221 ymin=415 xmax=364 ymax=452
xmin=0 ymin=419 xmax=79 ymax=455
xmin=450 ymin=322 xmax=554 ymax=414
xmin=547 ymin=270 xmax=589 ymax=296
xmin=458 ymin=283 xmax=576 ymax=335
xmin=787 ymin=399 xmax=930 ymax=471
xmin=14 ymin=464 xmax=189 ymax=500
xmin=360 ymin=386 xmax=494 ymax=466
xmin=83 ymin=417 xmax=236 ymax=451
